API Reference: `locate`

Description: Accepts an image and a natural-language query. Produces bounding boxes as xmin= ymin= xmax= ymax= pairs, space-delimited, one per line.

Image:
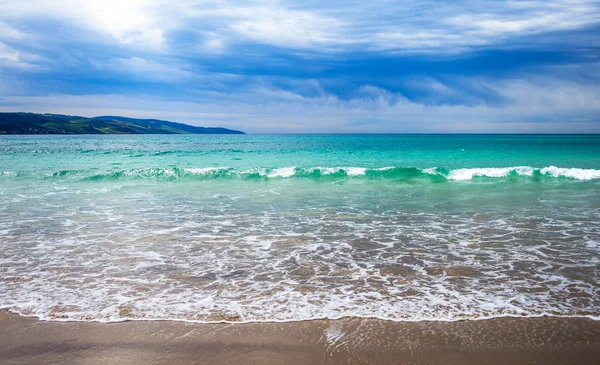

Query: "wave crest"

xmin=17 ymin=165 xmax=600 ymax=182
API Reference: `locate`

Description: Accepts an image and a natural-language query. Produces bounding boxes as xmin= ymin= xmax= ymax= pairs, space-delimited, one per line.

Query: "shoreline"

xmin=2 ymin=310 xmax=600 ymax=365
xmin=3 ymin=307 xmax=600 ymax=324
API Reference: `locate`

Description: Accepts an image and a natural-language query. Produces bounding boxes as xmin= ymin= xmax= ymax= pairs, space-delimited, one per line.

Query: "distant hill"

xmin=0 ymin=113 xmax=245 ymax=134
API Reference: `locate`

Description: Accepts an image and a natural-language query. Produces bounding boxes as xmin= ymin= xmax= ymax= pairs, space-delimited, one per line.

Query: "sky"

xmin=0 ymin=0 xmax=599 ymax=133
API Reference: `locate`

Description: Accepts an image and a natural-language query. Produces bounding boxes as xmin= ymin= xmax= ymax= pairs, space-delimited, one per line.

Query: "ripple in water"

xmin=1 ymin=184 xmax=599 ymax=323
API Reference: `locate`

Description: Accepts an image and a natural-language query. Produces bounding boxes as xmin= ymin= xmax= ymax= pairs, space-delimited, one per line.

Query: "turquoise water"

xmin=0 ymin=134 xmax=599 ymax=322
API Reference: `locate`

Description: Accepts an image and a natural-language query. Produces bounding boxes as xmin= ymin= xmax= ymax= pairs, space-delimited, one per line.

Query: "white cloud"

xmin=2 ymin=69 xmax=598 ymax=133
xmin=0 ymin=42 xmax=20 ymax=62
xmin=446 ymin=1 xmax=600 ymax=36
xmin=369 ymin=0 xmax=600 ymax=51
xmin=198 ymin=33 xmax=226 ymax=53
xmin=94 ymin=57 xmax=197 ymax=82
xmin=225 ymin=6 xmax=344 ymax=48
xmin=0 ymin=41 xmax=44 ymax=70
xmin=0 ymin=0 xmax=598 ymax=134
xmin=0 ymin=0 xmax=179 ymax=50
xmin=1 ymin=1 xmax=599 ymax=53
xmin=0 ymin=20 xmax=25 ymax=41
xmin=212 ymin=0 xmax=600 ymax=52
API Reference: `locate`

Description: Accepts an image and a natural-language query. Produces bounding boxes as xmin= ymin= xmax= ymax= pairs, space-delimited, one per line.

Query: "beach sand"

xmin=1 ymin=310 xmax=599 ymax=364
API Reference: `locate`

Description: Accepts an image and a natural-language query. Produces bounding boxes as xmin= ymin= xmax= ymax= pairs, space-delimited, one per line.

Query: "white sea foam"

xmin=422 ymin=167 xmax=439 ymax=175
xmin=4 ymin=166 xmax=600 ymax=181
xmin=447 ymin=166 xmax=534 ymax=180
xmin=443 ymin=166 xmax=600 ymax=181
xmin=2 ymin=158 xmax=600 ymax=323
xmin=540 ymin=166 xmax=600 ymax=180
xmin=1 ymin=198 xmax=599 ymax=324
xmin=184 ymin=165 xmax=600 ymax=181
xmin=267 ymin=167 xmax=296 ymax=178
xmin=317 ymin=167 xmax=340 ymax=175
xmin=184 ymin=167 xmax=230 ymax=175
xmin=346 ymin=167 xmax=367 ymax=176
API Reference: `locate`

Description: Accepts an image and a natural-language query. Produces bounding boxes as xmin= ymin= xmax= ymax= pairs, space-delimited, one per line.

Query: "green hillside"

xmin=0 ymin=113 xmax=245 ymax=134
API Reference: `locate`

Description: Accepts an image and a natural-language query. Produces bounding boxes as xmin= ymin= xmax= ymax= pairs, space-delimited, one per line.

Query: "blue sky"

xmin=0 ymin=0 xmax=599 ymax=133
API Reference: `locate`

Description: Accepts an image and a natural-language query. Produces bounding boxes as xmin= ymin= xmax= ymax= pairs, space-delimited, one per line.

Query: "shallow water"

xmin=0 ymin=134 xmax=599 ymax=322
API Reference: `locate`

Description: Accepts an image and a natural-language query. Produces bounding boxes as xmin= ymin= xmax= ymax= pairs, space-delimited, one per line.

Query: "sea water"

xmin=0 ymin=134 xmax=599 ymax=322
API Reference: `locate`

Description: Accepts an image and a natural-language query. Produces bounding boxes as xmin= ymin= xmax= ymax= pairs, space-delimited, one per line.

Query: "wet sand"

xmin=1 ymin=310 xmax=599 ymax=365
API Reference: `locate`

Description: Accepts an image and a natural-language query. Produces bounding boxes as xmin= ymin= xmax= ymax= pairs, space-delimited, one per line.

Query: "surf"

xmin=21 ymin=165 xmax=600 ymax=182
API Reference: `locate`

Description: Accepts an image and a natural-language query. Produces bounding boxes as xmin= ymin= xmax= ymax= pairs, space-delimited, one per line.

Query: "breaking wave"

xmin=31 ymin=166 xmax=600 ymax=182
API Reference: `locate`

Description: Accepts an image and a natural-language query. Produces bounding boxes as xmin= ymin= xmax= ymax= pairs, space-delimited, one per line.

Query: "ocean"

xmin=0 ymin=134 xmax=599 ymax=323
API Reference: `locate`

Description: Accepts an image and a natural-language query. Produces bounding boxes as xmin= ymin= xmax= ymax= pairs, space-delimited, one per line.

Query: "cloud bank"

xmin=0 ymin=0 xmax=599 ymax=132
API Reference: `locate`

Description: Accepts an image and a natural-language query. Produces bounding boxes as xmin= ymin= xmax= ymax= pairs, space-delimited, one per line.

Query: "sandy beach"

xmin=1 ymin=310 xmax=599 ymax=365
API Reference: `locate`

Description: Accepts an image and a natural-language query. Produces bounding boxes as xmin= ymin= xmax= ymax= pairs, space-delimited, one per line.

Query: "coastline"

xmin=2 ymin=310 xmax=599 ymax=365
